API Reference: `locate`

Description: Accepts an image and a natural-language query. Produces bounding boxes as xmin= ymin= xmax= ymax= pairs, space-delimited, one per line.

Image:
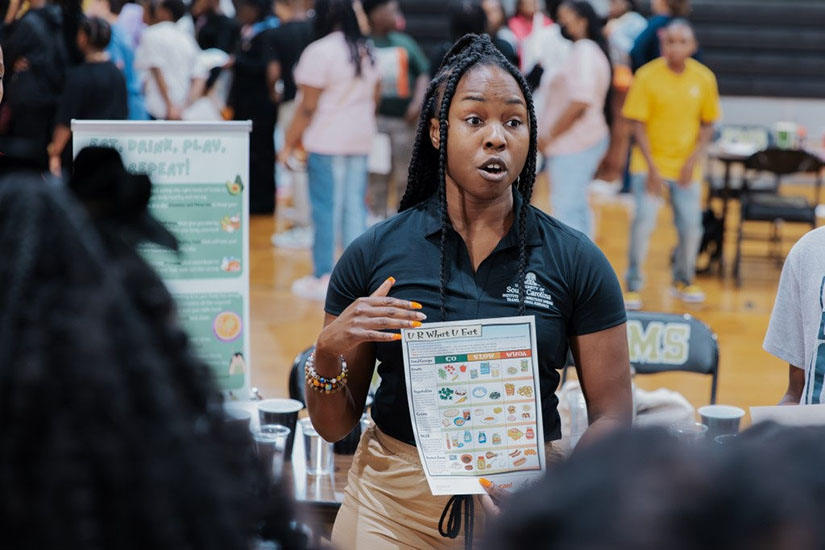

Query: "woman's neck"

xmin=445 ymin=182 xmax=515 ymax=271
xmin=445 ymin=182 xmax=514 ymax=236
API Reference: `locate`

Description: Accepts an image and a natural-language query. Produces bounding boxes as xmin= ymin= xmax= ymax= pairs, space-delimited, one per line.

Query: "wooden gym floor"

xmin=247 ymin=173 xmax=819 ymax=425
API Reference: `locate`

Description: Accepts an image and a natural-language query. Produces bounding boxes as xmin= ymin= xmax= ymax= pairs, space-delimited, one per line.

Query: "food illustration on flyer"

xmin=402 ymin=316 xmax=545 ymax=496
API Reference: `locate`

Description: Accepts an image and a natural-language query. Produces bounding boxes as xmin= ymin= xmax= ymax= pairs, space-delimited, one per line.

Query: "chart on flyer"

xmin=402 ymin=316 xmax=546 ymax=496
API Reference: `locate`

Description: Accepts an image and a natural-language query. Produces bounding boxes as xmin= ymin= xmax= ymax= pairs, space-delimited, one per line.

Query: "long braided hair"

xmin=399 ymin=34 xmax=538 ymax=321
xmin=312 ymin=0 xmax=374 ymax=77
xmin=0 ymin=175 xmax=303 ymax=549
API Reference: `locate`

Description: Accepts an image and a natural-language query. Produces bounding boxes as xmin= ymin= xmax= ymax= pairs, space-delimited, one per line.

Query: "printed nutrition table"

xmin=402 ymin=316 xmax=546 ymax=496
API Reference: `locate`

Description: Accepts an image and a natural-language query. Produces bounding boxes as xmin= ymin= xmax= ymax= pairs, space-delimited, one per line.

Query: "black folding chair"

xmin=626 ymin=311 xmax=720 ymax=404
xmin=288 ymin=346 xmax=313 ymax=406
xmin=733 ymin=148 xmax=823 ymax=286
xmin=561 ymin=312 xmax=719 ymax=404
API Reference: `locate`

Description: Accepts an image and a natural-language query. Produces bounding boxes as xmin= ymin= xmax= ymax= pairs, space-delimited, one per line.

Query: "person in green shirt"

xmin=363 ymin=0 xmax=431 ymax=218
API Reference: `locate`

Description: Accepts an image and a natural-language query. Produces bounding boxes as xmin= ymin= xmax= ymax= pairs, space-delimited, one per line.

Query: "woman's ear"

xmin=429 ymin=118 xmax=440 ymax=149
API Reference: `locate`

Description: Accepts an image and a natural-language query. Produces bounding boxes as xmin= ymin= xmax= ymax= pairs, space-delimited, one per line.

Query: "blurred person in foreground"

xmin=0 ymin=158 xmax=305 ymax=549
xmin=764 ymin=226 xmax=825 ymax=405
xmin=621 ymin=20 xmax=719 ymax=310
xmin=486 ymin=425 xmax=825 ymax=550
xmin=538 ymin=0 xmax=611 ymax=239
xmin=362 ymin=0 xmax=430 ymax=219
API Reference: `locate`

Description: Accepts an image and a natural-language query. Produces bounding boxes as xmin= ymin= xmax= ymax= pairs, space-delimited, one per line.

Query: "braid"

xmin=0 ymin=177 xmax=298 ymax=549
xmin=401 ymin=34 xmax=539 ymax=316
xmin=400 ymin=92 xmax=437 ymax=210
xmin=436 ymin=52 xmax=481 ymax=319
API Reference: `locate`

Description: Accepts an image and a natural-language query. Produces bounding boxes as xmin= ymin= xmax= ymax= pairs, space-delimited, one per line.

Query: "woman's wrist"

xmin=314 ymin=335 xmax=346 ymax=376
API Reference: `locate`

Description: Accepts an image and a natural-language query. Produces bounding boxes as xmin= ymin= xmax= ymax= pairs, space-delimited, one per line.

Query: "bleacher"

xmin=400 ymin=0 xmax=825 ymax=99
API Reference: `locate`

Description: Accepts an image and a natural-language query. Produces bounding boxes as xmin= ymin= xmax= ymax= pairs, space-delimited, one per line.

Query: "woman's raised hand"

xmin=315 ymin=277 xmax=426 ymax=358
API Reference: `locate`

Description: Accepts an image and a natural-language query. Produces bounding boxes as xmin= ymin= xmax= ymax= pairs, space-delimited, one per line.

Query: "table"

xmin=224 ymin=400 xmax=354 ymax=538
xmin=706 ymin=147 xmax=750 ymax=277
xmin=287 ymin=427 xmax=352 ymax=539
xmin=705 ymin=145 xmax=825 ymax=278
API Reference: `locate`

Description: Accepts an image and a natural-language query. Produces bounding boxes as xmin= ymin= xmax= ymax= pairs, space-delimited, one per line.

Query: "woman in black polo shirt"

xmin=305 ymin=34 xmax=632 ymax=549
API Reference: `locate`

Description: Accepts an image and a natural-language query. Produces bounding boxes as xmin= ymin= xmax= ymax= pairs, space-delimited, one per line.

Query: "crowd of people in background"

xmin=4 ymin=1 xmax=825 ymax=549
xmin=0 ymin=0 xmax=714 ymax=309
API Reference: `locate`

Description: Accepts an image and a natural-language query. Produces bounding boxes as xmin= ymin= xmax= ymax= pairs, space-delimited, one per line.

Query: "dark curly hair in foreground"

xmin=486 ymin=425 xmax=825 ymax=550
xmin=399 ymin=33 xmax=538 ymax=321
xmin=0 ymin=175 xmax=302 ymax=549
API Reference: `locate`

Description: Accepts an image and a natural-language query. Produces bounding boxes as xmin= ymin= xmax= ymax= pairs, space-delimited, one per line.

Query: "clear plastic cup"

xmin=300 ymin=418 xmax=333 ymax=476
xmin=254 ymin=424 xmax=291 ymax=479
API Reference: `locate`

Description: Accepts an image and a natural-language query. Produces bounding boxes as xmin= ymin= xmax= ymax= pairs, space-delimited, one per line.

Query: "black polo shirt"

xmin=326 ymin=190 xmax=626 ymax=446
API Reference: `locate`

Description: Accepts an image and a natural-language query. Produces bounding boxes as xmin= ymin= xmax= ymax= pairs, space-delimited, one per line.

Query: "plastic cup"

xmin=699 ymin=405 xmax=745 ymax=440
xmin=668 ymin=422 xmax=708 ymax=444
xmin=257 ymin=398 xmax=303 ymax=459
xmin=223 ymin=405 xmax=252 ymax=434
xmin=254 ymin=424 xmax=291 ymax=479
xmin=300 ymin=418 xmax=333 ymax=475
xmin=714 ymin=433 xmax=738 ymax=446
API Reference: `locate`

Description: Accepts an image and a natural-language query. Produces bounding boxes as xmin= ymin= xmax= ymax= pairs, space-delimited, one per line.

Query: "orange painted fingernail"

xmin=410 ymin=301 xmax=423 ymax=310
xmin=387 ymin=276 xmax=396 ymax=284
xmin=411 ymin=321 xmax=423 ymax=328
xmin=479 ymin=478 xmax=492 ymax=489
xmin=392 ymin=333 xmax=402 ymax=341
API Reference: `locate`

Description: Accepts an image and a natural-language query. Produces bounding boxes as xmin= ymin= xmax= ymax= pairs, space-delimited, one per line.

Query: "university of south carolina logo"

xmin=502 ymin=272 xmax=554 ymax=309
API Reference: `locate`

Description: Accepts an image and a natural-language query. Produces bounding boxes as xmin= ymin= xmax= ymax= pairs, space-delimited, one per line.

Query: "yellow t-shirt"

xmin=623 ymin=58 xmax=721 ymax=181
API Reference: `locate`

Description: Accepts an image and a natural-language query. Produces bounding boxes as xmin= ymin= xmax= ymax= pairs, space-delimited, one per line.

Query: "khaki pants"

xmin=331 ymin=425 xmax=563 ymax=549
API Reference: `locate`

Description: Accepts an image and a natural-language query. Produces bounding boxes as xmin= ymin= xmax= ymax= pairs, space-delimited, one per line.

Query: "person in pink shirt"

xmin=538 ymin=0 xmax=611 ymax=239
xmin=279 ymin=0 xmax=380 ymax=300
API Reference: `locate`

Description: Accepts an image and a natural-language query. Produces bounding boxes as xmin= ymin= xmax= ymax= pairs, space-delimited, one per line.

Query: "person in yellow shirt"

xmin=621 ymin=19 xmax=720 ymax=310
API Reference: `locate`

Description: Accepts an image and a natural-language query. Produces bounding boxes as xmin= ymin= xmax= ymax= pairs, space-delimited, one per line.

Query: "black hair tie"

xmin=439 ymin=494 xmax=474 ymax=550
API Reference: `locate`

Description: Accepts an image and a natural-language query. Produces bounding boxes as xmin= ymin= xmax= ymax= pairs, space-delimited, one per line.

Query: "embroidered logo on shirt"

xmin=502 ymin=272 xmax=554 ymax=310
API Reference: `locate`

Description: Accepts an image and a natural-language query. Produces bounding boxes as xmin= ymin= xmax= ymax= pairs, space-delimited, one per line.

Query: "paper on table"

xmin=750 ymin=404 xmax=825 ymax=426
xmin=401 ymin=316 xmax=546 ymax=496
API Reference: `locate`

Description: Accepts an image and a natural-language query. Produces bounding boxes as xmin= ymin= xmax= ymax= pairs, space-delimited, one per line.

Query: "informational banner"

xmin=401 ymin=316 xmax=546 ymax=496
xmin=72 ymin=121 xmax=252 ymax=396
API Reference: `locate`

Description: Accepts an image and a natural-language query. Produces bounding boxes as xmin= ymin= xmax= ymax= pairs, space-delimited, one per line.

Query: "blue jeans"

xmin=547 ymin=137 xmax=609 ymax=239
xmin=626 ymin=173 xmax=703 ymax=292
xmin=308 ymin=153 xmax=368 ymax=277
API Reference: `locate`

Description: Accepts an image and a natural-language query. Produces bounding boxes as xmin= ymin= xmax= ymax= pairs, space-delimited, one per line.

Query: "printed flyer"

xmin=71 ymin=121 xmax=252 ymax=395
xmin=401 ymin=316 xmax=546 ymax=496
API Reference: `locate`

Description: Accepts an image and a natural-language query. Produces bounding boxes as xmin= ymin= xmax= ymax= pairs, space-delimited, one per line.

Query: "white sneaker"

xmin=671 ymin=282 xmax=706 ymax=303
xmin=271 ymin=226 xmax=313 ymax=250
xmin=291 ymin=274 xmax=330 ymax=301
xmin=623 ymin=291 xmax=642 ymax=311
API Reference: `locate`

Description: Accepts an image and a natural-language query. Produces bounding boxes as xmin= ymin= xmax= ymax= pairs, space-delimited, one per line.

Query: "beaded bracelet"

xmin=305 ymin=351 xmax=348 ymax=395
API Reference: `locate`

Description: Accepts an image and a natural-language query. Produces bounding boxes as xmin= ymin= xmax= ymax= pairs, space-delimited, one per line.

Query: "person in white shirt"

xmin=135 ymin=0 xmax=203 ymax=120
xmin=764 ymin=227 xmax=825 ymax=405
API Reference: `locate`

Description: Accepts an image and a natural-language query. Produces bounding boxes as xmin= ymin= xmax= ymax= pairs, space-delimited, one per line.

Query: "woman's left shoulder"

xmin=528 ymin=205 xmax=593 ymax=253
